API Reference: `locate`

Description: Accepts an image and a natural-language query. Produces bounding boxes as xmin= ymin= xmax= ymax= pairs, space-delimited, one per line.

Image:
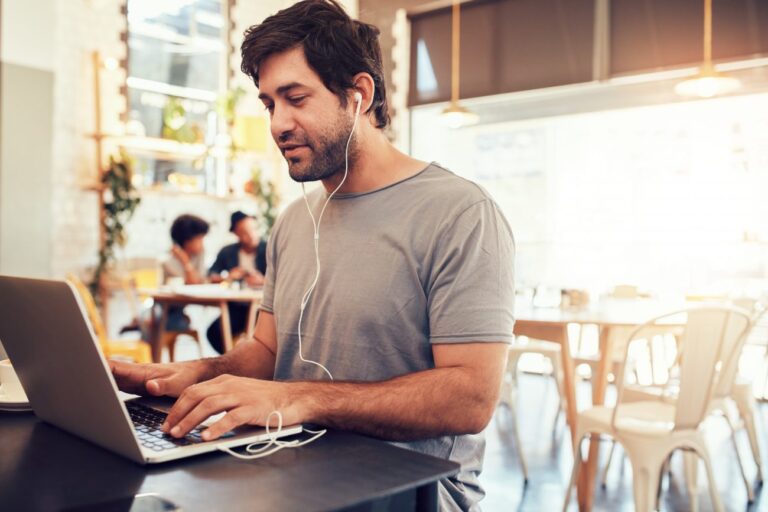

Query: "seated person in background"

xmin=206 ymin=211 xmax=267 ymax=353
xmin=161 ymin=214 xmax=210 ymax=331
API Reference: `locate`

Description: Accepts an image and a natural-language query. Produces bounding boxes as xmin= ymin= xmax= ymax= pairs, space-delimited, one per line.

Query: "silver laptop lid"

xmin=0 ymin=275 xmax=143 ymax=462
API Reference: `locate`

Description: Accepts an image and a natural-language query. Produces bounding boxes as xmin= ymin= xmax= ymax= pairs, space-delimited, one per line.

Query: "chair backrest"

xmin=675 ymin=307 xmax=750 ymax=428
xmin=120 ymin=267 xmax=161 ymax=318
xmin=610 ymin=284 xmax=639 ymax=299
xmin=711 ymin=307 xmax=761 ymax=400
xmin=66 ymin=274 xmax=108 ymax=345
xmin=131 ymin=267 xmax=161 ymax=290
xmin=613 ymin=306 xmax=751 ymax=431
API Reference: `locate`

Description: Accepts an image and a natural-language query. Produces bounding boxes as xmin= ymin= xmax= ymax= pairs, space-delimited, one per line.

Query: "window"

xmin=408 ymin=0 xmax=595 ymax=106
xmin=126 ymin=0 xmax=228 ymax=193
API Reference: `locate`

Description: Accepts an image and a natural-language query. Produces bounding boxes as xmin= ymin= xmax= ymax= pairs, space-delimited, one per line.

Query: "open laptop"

xmin=0 ymin=275 xmax=302 ymax=464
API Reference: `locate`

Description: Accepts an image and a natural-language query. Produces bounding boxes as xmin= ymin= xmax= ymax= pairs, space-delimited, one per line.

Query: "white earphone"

xmin=296 ymin=90 xmax=363 ymax=380
xmin=218 ymin=90 xmax=364 ymax=461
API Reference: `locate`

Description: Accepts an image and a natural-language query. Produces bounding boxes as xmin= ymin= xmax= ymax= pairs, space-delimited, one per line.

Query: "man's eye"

xmin=263 ymin=104 xmax=274 ymax=114
xmin=289 ymin=96 xmax=306 ymax=105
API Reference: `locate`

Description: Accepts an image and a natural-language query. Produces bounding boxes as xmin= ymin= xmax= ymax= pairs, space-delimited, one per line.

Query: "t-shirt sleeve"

xmin=427 ymin=199 xmax=515 ymax=344
xmin=260 ymin=222 xmax=281 ymax=314
xmin=161 ymin=257 xmax=183 ymax=283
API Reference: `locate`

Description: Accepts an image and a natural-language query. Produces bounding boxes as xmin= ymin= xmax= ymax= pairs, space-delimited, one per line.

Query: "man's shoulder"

xmin=410 ymin=163 xmax=495 ymax=210
xmin=218 ymin=242 xmax=240 ymax=254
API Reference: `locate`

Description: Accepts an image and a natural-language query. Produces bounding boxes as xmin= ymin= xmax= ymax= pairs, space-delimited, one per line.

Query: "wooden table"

xmin=145 ymin=285 xmax=263 ymax=361
xmin=513 ymin=299 xmax=683 ymax=511
xmin=0 ymin=413 xmax=458 ymax=512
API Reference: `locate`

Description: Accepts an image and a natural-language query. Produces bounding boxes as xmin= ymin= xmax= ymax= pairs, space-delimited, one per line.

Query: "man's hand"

xmin=228 ymin=266 xmax=246 ymax=281
xmin=161 ymin=375 xmax=300 ymax=441
xmin=170 ymin=245 xmax=190 ymax=266
xmin=109 ymin=360 xmax=209 ymax=397
xmin=244 ymin=272 xmax=265 ymax=287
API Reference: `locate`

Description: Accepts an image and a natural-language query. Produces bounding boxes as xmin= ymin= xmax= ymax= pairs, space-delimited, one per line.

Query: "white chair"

xmin=497 ymin=338 xmax=566 ymax=483
xmin=508 ymin=338 xmax=567 ymax=425
xmin=499 ymin=336 xmax=565 ymax=484
xmin=570 ymin=285 xmax=642 ymax=381
xmin=497 ymin=353 xmax=528 ymax=483
xmin=562 ymin=306 xmax=752 ymax=512
xmin=601 ymin=306 xmax=766 ymax=503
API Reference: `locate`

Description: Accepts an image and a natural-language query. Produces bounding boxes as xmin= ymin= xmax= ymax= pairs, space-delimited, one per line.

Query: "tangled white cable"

xmin=219 ymin=92 xmax=363 ymax=461
xmin=218 ymin=410 xmax=326 ymax=460
xmin=296 ymin=91 xmax=363 ymax=381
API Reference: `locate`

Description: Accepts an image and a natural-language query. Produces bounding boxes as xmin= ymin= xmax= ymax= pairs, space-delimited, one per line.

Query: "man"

xmin=207 ymin=211 xmax=267 ymax=353
xmin=161 ymin=214 xmax=209 ymax=331
xmin=110 ymin=1 xmax=515 ymax=510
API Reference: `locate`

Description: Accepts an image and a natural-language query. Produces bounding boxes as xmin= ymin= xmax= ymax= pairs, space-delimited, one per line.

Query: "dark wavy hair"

xmin=170 ymin=214 xmax=209 ymax=247
xmin=241 ymin=0 xmax=390 ymax=129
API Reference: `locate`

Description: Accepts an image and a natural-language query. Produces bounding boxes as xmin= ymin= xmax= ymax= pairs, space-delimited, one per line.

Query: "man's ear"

xmin=350 ymin=72 xmax=375 ymax=114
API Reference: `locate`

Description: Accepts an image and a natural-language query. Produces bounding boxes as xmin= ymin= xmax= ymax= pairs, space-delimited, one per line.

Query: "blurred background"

xmin=1 ymin=0 xmax=767 ymax=301
xmin=2 ymin=1 xmax=768 ymax=510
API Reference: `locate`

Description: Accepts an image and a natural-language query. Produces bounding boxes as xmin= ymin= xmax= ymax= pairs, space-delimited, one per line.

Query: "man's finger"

xmin=202 ymin=408 xmax=249 ymax=441
xmin=146 ymin=378 xmax=164 ymax=396
xmin=109 ymin=361 xmax=149 ymax=394
xmin=169 ymin=395 xmax=237 ymax=438
xmin=163 ymin=380 xmax=227 ymax=433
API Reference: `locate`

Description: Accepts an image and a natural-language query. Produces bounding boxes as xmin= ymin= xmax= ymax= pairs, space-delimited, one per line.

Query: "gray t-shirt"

xmin=261 ymin=163 xmax=515 ymax=511
xmin=162 ymin=252 xmax=205 ymax=284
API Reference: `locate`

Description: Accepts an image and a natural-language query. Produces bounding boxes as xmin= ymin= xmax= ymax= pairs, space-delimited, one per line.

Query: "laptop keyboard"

xmin=126 ymin=402 xmax=207 ymax=452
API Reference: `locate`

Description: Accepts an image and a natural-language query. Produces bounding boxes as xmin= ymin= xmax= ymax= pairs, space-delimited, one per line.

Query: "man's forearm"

xmin=288 ymin=367 xmax=500 ymax=441
xmin=197 ymin=337 xmax=275 ymax=382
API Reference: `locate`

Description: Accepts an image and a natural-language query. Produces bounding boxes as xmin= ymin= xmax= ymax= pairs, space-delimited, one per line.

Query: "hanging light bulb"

xmin=440 ymin=1 xmax=478 ymax=128
xmin=675 ymin=0 xmax=741 ymax=98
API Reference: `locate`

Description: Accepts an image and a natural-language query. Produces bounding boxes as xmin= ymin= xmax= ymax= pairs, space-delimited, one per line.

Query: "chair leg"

xmin=160 ymin=333 xmax=177 ymax=363
xmin=725 ymin=416 xmax=754 ymax=502
xmin=510 ymin=403 xmax=529 ymax=484
xmin=563 ymin=436 xmax=585 ymax=512
xmin=192 ymin=331 xmax=205 ymax=358
xmin=656 ymin=453 xmax=672 ymax=511
xmin=550 ymin=353 xmax=566 ymax=437
xmin=552 ymin=393 xmax=563 ymax=439
xmin=736 ymin=397 xmax=764 ymax=484
xmin=168 ymin=334 xmax=177 ymax=362
xmin=601 ymin=440 xmax=616 ymax=488
xmin=683 ymin=450 xmax=699 ymax=512
xmin=626 ymin=453 xmax=664 ymax=512
xmin=698 ymin=448 xmax=725 ymax=512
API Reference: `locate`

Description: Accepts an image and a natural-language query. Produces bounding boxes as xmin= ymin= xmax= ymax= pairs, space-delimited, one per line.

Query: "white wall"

xmin=0 ymin=0 xmax=56 ymax=71
xmin=0 ymin=0 xmax=57 ymax=277
xmin=411 ymin=92 xmax=768 ymax=296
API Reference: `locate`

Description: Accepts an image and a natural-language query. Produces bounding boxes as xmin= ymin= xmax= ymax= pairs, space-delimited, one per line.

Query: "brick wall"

xmin=45 ymin=0 xmax=359 ymax=279
xmin=49 ymin=0 xmax=126 ymax=278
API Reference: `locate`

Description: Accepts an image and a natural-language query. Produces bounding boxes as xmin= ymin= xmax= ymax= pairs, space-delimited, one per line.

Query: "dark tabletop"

xmin=0 ymin=412 xmax=458 ymax=512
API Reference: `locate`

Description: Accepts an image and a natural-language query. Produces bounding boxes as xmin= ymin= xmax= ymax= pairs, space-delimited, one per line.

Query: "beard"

xmin=281 ymin=115 xmax=358 ymax=183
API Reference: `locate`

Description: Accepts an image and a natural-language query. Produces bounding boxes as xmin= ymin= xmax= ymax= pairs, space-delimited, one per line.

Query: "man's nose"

xmin=271 ymin=105 xmax=296 ymax=142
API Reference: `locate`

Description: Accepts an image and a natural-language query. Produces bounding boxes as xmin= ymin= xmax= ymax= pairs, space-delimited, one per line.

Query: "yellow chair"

xmin=121 ymin=267 xmax=205 ymax=362
xmin=67 ymin=274 xmax=152 ymax=364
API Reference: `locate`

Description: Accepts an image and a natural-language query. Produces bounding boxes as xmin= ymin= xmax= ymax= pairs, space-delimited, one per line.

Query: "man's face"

xmin=258 ymin=47 xmax=357 ymax=182
xmin=234 ymin=217 xmax=259 ymax=250
xmin=183 ymin=235 xmax=205 ymax=256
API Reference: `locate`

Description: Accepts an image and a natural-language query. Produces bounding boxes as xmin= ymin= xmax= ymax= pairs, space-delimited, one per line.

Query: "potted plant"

xmin=91 ymin=150 xmax=141 ymax=297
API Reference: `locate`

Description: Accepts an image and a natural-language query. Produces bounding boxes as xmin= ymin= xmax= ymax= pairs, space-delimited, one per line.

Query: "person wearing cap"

xmin=206 ymin=211 xmax=268 ymax=353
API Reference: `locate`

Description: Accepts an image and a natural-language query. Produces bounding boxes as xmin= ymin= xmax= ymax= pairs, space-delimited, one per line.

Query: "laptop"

xmin=0 ymin=275 xmax=302 ymax=464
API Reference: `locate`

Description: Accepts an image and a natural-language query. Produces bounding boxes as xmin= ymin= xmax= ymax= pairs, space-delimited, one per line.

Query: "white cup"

xmin=0 ymin=359 xmax=27 ymax=401
xmin=166 ymin=277 xmax=185 ymax=289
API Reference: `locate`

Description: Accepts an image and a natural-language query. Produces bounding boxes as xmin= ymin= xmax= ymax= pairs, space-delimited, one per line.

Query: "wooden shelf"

xmin=85 ymin=133 xmax=273 ymax=162
xmin=86 ymin=133 xmax=210 ymax=160
xmin=117 ymin=136 xmax=210 ymax=160
xmin=137 ymin=187 xmax=255 ymax=202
